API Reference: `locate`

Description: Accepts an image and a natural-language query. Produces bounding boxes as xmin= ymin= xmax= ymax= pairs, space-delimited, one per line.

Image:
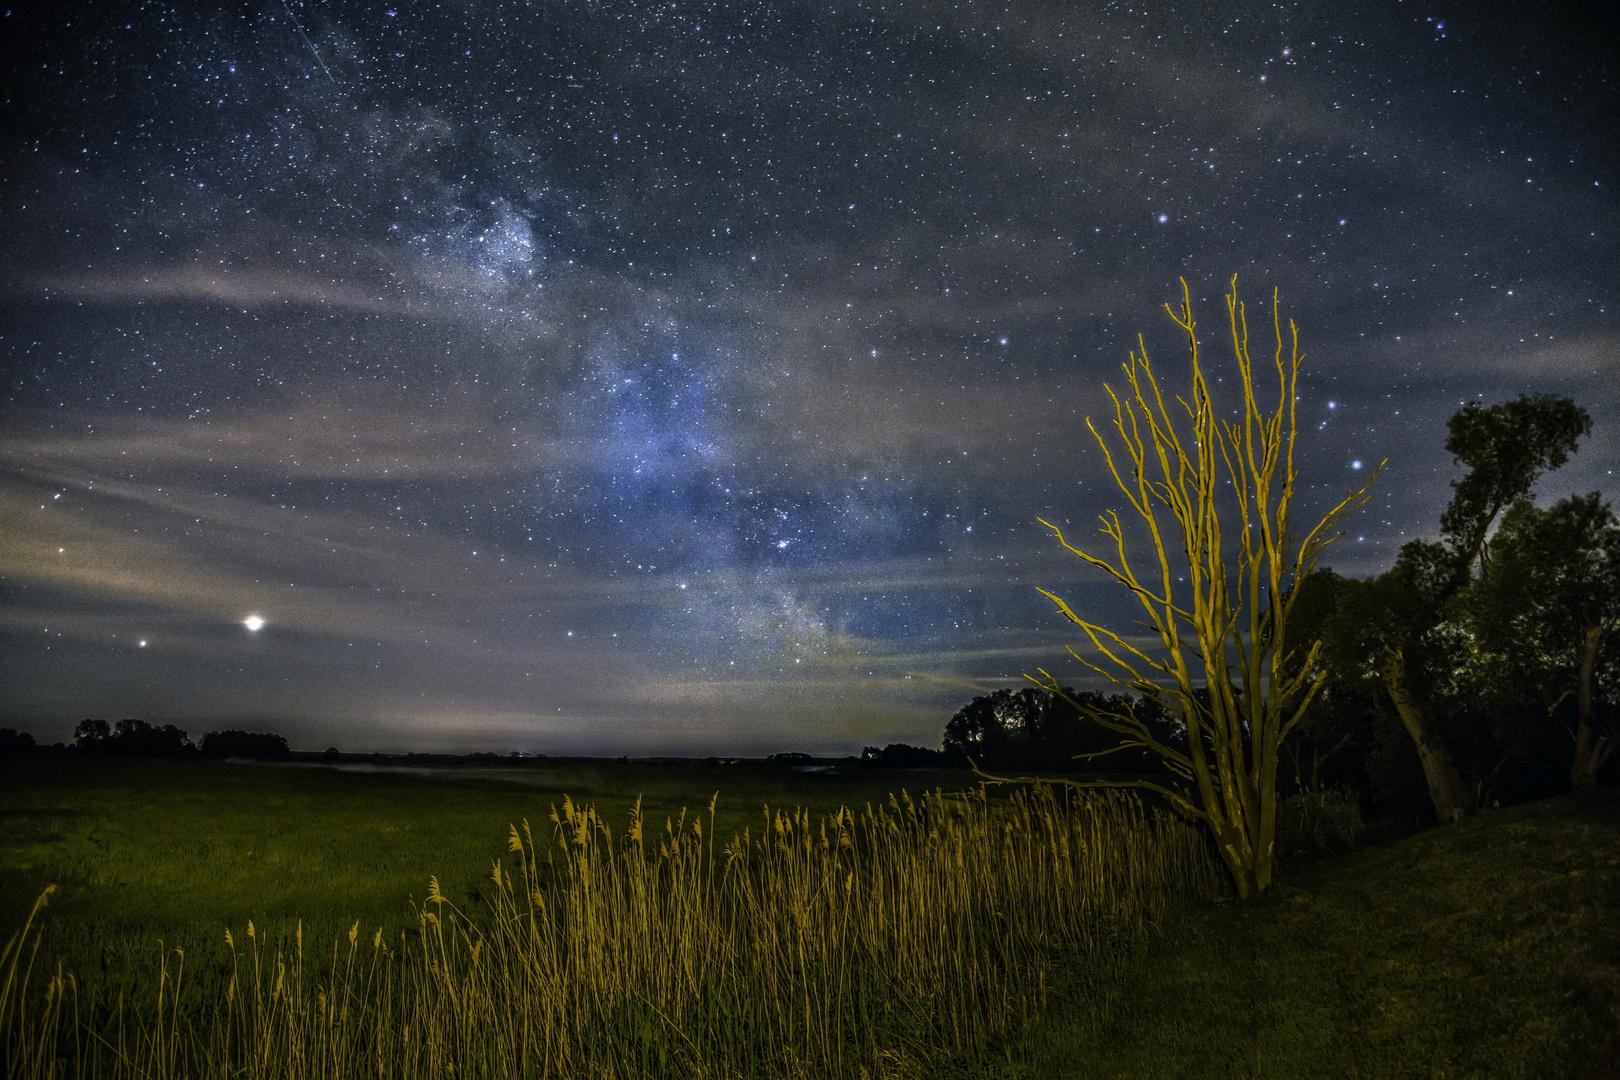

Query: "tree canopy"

xmin=1462 ymin=493 xmax=1620 ymax=788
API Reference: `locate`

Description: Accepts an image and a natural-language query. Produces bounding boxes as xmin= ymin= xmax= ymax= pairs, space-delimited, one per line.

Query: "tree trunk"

xmin=1380 ymin=646 xmax=1476 ymax=821
xmin=1211 ymin=814 xmax=1273 ymax=900
xmin=1570 ymin=624 xmax=1616 ymax=790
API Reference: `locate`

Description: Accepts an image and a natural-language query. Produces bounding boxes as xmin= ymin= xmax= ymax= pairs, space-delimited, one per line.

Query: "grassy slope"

xmin=991 ymin=789 xmax=1620 ymax=1080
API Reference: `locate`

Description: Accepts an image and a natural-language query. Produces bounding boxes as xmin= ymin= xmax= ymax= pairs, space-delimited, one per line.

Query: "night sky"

xmin=2 ymin=2 xmax=1615 ymax=755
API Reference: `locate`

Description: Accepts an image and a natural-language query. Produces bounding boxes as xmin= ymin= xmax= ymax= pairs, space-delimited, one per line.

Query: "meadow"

xmin=0 ymin=755 xmax=1217 ymax=1078
xmin=0 ymin=755 xmax=981 ymax=990
xmin=4 ymin=757 xmax=1615 ymax=1078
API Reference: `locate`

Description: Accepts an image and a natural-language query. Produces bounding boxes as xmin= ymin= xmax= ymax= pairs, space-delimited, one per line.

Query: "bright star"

xmin=244 ymin=616 xmax=265 ymax=631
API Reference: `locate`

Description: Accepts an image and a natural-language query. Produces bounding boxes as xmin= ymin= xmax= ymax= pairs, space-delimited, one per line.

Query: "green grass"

xmin=0 ymin=755 xmax=969 ymax=1003
xmin=6 ymin=758 xmax=1615 ymax=1078
xmin=991 ymin=788 xmax=1620 ymax=1079
xmin=2 ymin=757 xmax=1211 ymax=1078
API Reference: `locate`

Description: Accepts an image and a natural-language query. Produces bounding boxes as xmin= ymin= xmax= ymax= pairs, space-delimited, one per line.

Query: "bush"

xmin=1276 ymin=788 xmax=1365 ymax=864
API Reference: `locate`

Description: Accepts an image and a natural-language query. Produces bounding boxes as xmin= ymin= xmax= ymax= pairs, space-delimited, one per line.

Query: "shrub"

xmin=1276 ymin=788 xmax=1366 ymax=864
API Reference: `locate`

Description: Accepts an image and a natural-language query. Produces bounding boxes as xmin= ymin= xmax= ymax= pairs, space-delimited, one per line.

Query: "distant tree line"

xmin=859 ymin=743 xmax=961 ymax=768
xmin=0 ymin=720 xmax=290 ymax=759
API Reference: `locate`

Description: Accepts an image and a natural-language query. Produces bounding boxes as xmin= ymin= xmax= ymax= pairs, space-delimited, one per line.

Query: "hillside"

xmin=990 ymin=789 xmax=1620 ymax=1079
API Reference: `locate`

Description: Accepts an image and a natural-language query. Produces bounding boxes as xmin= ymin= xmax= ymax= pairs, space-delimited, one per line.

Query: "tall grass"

xmin=3 ymin=784 xmax=1219 ymax=1079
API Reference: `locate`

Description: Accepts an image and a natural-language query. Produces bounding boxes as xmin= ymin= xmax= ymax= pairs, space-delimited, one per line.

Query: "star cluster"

xmin=1 ymin=1 xmax=1615 ymax=753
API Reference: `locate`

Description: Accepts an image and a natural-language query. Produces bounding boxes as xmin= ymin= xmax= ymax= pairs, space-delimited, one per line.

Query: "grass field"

xmin=4 ymin=757 xmax=1615 ymax=1077
xmin=2 ymin=755 xmax=1216 ymax=1078
xmin=0 ymin=756 xmax=975 ymax=1001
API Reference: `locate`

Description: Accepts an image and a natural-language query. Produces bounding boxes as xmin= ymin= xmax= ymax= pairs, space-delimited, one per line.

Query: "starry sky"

xmin=2 ymin=1 xmax=1615 ymax=755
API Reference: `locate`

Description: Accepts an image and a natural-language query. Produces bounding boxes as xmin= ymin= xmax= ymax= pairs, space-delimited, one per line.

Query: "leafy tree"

xmin=113 ymin=719 xmax=194 ymax=757
xmin=1320 ymin=394 xmax=1591 ymax=821
xmin=1440 ymin=395 xmax=1592 ymax=575
xmin=73 ymin=718 xmax=112 ymax=752
xmin=943 ymin=687 xmax=1175 ymax=773
xmin=1323 ymin=557 xmax=1478 ymax=820
xmin=73 ymin=718 xmax=194 ymax=757
xmin=1278 ymin=569 xmax=1375 ymax=793
xmin=200 ymin=729 xmax=292 ymax=760
xmin=1462 ymin=494 xmax=1620 ymax=789
xmin=1026 ymin=277 xmax=1376 ymax=898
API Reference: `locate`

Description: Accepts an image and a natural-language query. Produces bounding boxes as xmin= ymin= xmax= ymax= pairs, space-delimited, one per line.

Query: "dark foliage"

xmin=73 ymin=718 xmax=195 ymax=758
xmin=0 ymin=727 xmax=37 ymax=754
xmin=1441 ymin=394 xmax=1592 ymax=576
xmin=859 ymin=743 xmax=963 ymax=768
xmin=1303 ymin=393 xmax=1617 ymax=820
xmin=199 ymin=729 xmax=292 ymax=760
xmin=942 ymin=686 xmax=1179 ymax=773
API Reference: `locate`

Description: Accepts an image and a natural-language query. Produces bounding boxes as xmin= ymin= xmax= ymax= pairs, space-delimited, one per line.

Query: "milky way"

xmin=2 ymin=2 xmax=1616 ymax=754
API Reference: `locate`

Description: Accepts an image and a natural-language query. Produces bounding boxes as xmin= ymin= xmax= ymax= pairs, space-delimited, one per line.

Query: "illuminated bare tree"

xmin=1023 ymin=277 xmax=1377 ymax=898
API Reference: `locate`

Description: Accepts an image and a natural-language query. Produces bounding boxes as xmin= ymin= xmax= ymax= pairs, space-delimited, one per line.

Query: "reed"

xmin=2 ymin=783 xmax=1220 ymax=1079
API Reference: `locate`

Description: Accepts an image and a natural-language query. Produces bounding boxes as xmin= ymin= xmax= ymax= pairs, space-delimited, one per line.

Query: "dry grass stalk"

xmin=3 ymin=784 xmax=1218 ymax=1079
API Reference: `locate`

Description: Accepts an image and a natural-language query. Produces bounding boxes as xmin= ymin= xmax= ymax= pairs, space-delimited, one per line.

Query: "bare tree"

xmin=1016 ymin=277 xmax=1377 ymax=898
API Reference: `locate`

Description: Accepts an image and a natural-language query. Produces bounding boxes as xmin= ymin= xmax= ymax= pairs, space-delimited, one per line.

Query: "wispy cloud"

xmin=28 ymin=265 xmax=404 ymax=314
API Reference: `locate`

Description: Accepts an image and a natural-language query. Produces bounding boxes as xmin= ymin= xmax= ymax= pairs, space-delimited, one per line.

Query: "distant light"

xmin=1327 ymin=401 xmax=1336 ymax=409
xmin=1158 ymin=213 xmax=1169 ymax=223
xmin=244 ymin=616 xmax=265 ymax=631
xmin=139 ymin=640 xmax=147 ymax=647
xmin=1351 ymin=460 xmax=1363 ymax=470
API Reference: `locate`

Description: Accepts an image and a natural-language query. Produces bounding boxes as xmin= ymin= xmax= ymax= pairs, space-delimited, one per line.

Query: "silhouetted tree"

xmin=861 ymin=744 xmax=961 ymax=768
xmin=0 ymin=728 xmax=36 ymax=754
xmin=1440 ymin=394 xmax=1593 ymax=575
xmin=74 ymin=718 xmax=194 ymax=757
xmin=200 ymin=730 xmax=292 ymax=760
xmin=73 ymin=718 xmax=112 ymax=753
xmin=944 ymin=687 xmax=1165 ymax=772
xmin=1323 ymin=551 xmax=1479 ymax=821
xmin=1279 ymin=569 xmax=1375 ymax=793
